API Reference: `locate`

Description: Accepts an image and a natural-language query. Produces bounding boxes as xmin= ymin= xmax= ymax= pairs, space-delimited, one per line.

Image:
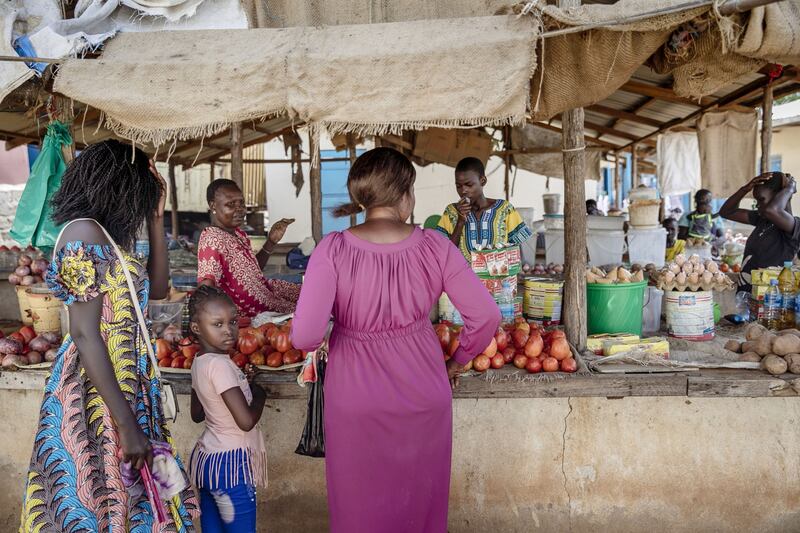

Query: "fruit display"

xmin=6 ymin=248 xmax=48 ymax=286
xmin=0 ymin=325 xmax=61 ymax=368
xmin=157 ymin=320 xmax=305 ymax=371
xmin=585 ymin=265 xmax=644 ymax=284
xmin=437 ymin=319 xmax=579 ymax=375
xmin=728 ymin=323 xmax=800 ymax=375
xmin=523 ymin=263 xmax=564 ymax=276
xmin=651 ymin=254 xmax=735 ymax=292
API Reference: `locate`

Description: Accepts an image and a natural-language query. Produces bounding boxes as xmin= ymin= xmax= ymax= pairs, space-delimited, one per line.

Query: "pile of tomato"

xmin=437 ymin=318 xmax=579 ymax=374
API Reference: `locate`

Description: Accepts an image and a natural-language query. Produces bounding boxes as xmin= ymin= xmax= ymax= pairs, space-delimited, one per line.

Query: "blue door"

xmin=321 ymin=149 xmax=365 ymax=235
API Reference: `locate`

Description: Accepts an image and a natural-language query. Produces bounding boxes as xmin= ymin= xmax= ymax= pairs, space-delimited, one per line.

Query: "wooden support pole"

xmin=309 ymin=133 xmax=323 ymax=244
xmin=504 ymin=126 xmax=511 ymax=201
xmin=209 ymin=160 xmax=216 ymax=183
xmin=168 ymin=162 xmax=179 ymax=239
xmin=230 ymin=123 xmax=244 ymax=189
xmin=761 ymin=84 xmax=774 ymax=173
xmin=631 ymin=144 xmax=639 ymax=186
xmin=614 ymin=153 xmax=622 ymax=209
xmin=560 ymin=0 xmax=587 ymax=352
xmin=347 ymin=133 xmax=358 ymax=227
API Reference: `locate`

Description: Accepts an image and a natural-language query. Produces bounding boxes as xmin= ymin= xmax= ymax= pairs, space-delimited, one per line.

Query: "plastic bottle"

xmin=498 ymin=280 xmax=515 ymax=325
xmin=779 ymin=261 xmax=796 ymax=329
xmin=762 ymin=279 xmax=782 ymax=331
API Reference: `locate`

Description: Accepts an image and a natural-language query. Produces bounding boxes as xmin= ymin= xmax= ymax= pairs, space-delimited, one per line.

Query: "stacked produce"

xmin=437 ymin=320 xmax=578 ymax=374
xmin=7 ymin=252 xmax=48 ymax=287
xmin=156 ymin=321 xmax=304 ymax=370
xmin=651 ymin=254 xmax=734 ymax=292
xmin=0 ymin=325 xmax=61 ymax=368
xmin=727 ymin=323 xmax=800 ymax=375
xmin=585 ymin=265 xmax=644 ymax=284
xmin=522 ymin=263 xmax=564 ymax=276
xmin=471 ymin=243 xmax=523 ymax=321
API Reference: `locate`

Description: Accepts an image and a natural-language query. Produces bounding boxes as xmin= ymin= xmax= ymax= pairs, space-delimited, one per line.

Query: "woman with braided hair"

xmin=20 ymin=140 xmax=199 ymax=532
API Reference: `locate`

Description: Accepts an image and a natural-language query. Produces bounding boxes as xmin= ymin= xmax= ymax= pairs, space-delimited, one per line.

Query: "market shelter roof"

xmin=53 ymin=16 xmax=537 ymax=148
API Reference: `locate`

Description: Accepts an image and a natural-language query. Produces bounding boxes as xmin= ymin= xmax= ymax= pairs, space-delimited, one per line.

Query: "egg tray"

xmin=654 ymin=279 xmax=735 ymax=292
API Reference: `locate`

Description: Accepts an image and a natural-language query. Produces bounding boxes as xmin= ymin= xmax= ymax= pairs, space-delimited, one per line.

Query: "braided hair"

xmin=51 ymin=140 xmax=163 ymax=250
xmin=188 ymin=285 xmax=234 ymax=325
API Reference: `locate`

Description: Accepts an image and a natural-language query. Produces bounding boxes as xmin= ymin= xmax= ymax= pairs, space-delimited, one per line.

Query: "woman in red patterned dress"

xmin=197 ymin=179 xmax=300 ymax=317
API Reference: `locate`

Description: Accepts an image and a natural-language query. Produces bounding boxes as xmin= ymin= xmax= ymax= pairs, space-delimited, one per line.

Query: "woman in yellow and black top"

xmin=436 ymin=157 xmax=532 ymax=261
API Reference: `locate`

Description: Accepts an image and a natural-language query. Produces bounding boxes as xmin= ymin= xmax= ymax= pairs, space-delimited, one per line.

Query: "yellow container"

xmin=523 ymin=278 xmax=563 ymax=325
xmin=15 ymin=285 xmax=33 ymax=326
xmin=25 ymin=289 xmax=62 ymax=333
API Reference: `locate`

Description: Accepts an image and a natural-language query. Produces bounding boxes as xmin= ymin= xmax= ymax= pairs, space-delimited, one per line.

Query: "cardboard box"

xmin=603 ymin=337 xmax=670 ymax=359
xmin=587 ymin=333 xmax=640 ymax=355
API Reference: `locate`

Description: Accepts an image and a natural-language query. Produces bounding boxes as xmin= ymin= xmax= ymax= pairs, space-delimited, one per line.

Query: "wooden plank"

xmin=688 ymin=371 xmax=799 ymax=397
xmin=761 ymin=84 xmax=774 ymax=172
xmin=587 ymin=104 xmax=662 ymax=128
xmin=620 ymin=81 xmax=713 ymax=107
xmin=168 ymin=162 xmax=179 ymax=238
xmin=534 ymin=121 xmax=619 ymax=149
xmin=309 ymin=132 xmax=323 ymax=243
xmin=455 ymin=371 xmax=688 ymax=398
xmin=230 ymin=122 xmax=244 ymax=188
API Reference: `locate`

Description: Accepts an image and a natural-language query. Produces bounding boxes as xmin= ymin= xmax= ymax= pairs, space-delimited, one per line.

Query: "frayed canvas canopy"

xmin=54 ymin=15 xmax=537 ymax=147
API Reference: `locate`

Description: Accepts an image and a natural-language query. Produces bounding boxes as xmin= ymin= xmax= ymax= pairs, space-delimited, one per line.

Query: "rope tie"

xmin=562 ymin=145 xmax=586 ymax=153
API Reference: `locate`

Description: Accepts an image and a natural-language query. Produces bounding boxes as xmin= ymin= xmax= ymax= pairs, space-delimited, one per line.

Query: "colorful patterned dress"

xmin=20 ymin=241 xmax=199 ymax=533
xmin=197 ymin=226 xmax=300 ymax=317
xmin=436 ymin=199 xmax=533 ymax=261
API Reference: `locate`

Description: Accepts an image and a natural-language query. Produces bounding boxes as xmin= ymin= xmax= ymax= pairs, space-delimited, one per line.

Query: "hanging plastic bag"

xmin=295 ymin=350 xmax=326 ymax=458
xmin=10 ymin=121 xmax=71 ymax=254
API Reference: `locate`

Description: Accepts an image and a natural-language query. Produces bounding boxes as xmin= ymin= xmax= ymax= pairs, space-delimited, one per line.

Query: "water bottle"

xmin=779 ymin=261 xmax=796 ymax=329
xmin=762 ymin=279 xmax=782 ymax=331
xmin=498 ymin=280 xmax=515 ymax=325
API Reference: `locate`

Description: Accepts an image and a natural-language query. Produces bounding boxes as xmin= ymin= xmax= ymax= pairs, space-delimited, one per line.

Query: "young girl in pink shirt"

xmin=189 ymin=285 xmax=268 ymax=532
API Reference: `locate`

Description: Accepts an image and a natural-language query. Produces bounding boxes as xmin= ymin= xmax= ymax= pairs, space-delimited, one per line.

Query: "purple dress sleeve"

xmin=290 ymin=235 xmax=338 ymax=352
xmin=440 ymin=238 xmax=502 ymax=365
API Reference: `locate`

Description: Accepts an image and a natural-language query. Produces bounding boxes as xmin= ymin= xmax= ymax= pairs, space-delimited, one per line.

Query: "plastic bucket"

xmin=544 ymin=229 xmax=565 ymax=265
xmin=587 ymin=280 xmax=647 ymax=336
xmin=15 ymin=285 xmax=33 ymax=326
xmin=665 ymin=290 xmax=715 ymax=340
xmin=524 ymin=278 xmax=564 ymax=325
xmin=26 ymin=289 xmax=62 ymax=333
xmin=642 ymin=286 xmax=664 ymax=333
xmin=587 ymin=230 xmax=626 ymax=267
xmin=543 ymin=193 xmax=561 ymax=215
xmin=628 ymin=227 xmax=667 ymax=268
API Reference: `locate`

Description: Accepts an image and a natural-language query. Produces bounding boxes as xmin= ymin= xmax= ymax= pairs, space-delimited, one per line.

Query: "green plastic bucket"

xmin=587 ymin=280 xmax=647 ymax=336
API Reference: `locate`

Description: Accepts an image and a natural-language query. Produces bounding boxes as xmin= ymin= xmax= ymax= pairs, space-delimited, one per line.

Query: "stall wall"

xmin=0 ymin=384 xmax=798 ymax=532
xmin=769 ymin=124 xmax=800 ymax=215
xmin=266 ymin=133 xmax=598 ymax=243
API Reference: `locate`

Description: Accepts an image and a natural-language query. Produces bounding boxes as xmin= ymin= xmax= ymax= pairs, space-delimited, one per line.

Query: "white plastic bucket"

xmin=642 ymin=286 xmax=664 ymax=333
xmin=587 ymin=215 xmax=625 ymax=231
xmin=665 ymin=290 xmax=715 ymax=340
xmin=543 ymin=193 xmax=561 ymax=215
xmin=587 ymin=229 xmax=626 ymax=267
xmin=628 ymin=227 xmax=668 ymax=268
xmin=544 ymin=229 xmax=565 ymax=265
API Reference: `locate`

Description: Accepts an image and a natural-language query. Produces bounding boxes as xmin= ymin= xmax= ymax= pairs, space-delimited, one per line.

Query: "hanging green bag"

xmin=9 ymin=121 xmax=71 ymax=254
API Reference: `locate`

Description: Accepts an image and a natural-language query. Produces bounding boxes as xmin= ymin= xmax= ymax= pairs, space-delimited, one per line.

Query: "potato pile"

xmin=726 ymin=323 xmax=800 ymax=375
xmin=585 ymin=266 xmax=644 ymax=284
xmin=653 ymin=254 xmax=735 ymax=292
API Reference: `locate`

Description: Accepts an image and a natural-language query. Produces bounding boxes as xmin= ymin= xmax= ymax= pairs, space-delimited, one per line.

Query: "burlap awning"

xmin=54 ymin=15 xmax=537 ymax=147
xmin=511 ymin=124 xmax=602 ymax=181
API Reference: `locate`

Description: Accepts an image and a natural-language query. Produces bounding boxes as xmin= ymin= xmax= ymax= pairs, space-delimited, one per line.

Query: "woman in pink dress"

xmin=291 ymin=148 xmax=500 ymax=533
xmin=197 ymin=179 xmax=300 ymax=317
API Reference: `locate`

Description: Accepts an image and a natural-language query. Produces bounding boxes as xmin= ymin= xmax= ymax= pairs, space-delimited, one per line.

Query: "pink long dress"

xmin=291 ymin=228 xmax=500 ymax=533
